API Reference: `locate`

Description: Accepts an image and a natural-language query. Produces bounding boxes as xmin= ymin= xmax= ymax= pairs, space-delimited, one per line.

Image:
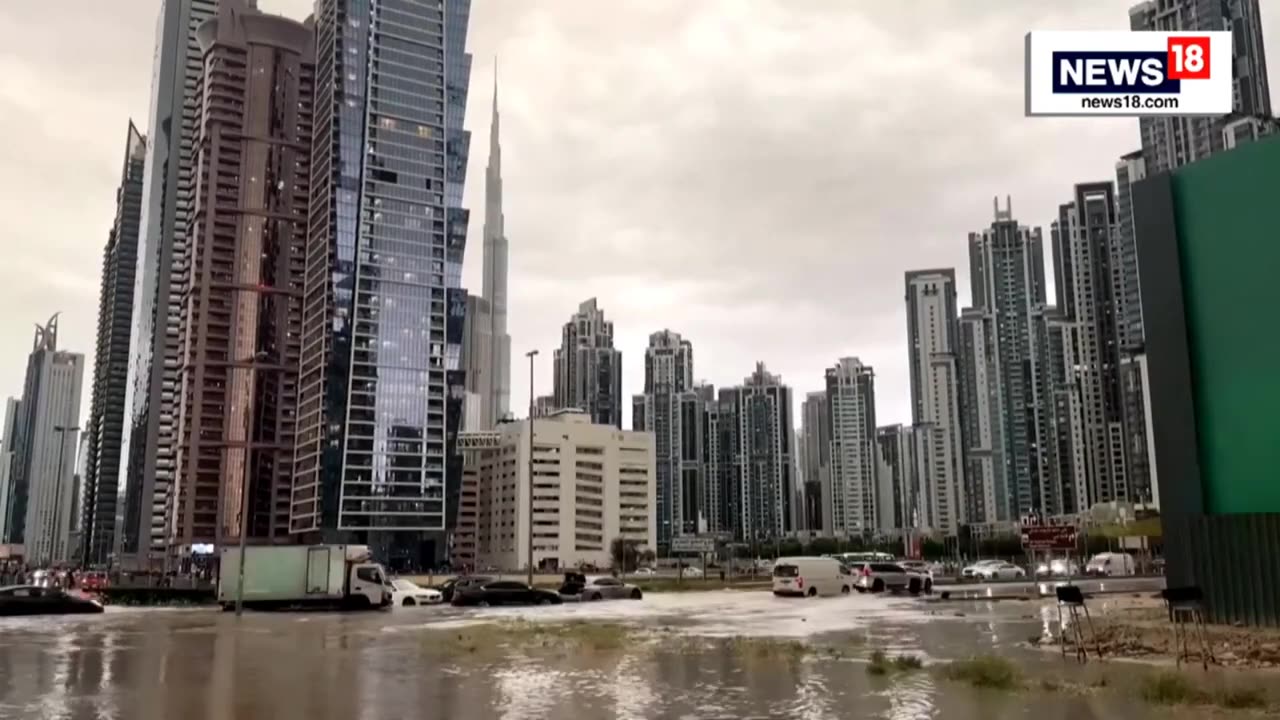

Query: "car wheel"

xmin=630 ymin=589 xmax=642 ymax=600
xmin=402 ymin=598 xmax=416 ymax=607
xmin=872 ymin=579 xmax=885 ymax=593
xmin=841 ymin=585 xmax=851 ymax=595
xmin=855 ymin=586 xmax=867 ymax=594
xmin=806 ymin=587 xmax=817 ymax=597
xmin=909 ymin=579 xmax=921 ymax=596
xmin=589 ymin=593 xmax=603 ymax=601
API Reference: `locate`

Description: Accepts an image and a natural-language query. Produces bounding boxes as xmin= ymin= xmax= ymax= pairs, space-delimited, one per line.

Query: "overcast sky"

xmin=1 ymin=0 xmax=1274 ymax=431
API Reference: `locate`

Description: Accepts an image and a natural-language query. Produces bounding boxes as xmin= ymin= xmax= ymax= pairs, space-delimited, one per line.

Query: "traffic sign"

xmin=1021 ymin=525 xmax=1078 ymax=551
xmin=671 ymin=536 xmax=716 ymax=553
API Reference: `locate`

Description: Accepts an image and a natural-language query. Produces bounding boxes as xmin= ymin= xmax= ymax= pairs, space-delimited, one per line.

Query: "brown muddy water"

xmin=0 ymin=591 xmax=1249 ymax=719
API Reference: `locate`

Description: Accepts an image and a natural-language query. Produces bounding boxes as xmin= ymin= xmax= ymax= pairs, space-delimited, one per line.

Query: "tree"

xmin=610 ymin=537 xmax=643 ymax=572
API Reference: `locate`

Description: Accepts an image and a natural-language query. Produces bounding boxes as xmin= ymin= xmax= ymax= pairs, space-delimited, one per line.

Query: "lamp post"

xmin=52 ymin=424 xmax=79 ymax=566
xmin=525 ymin=349 xmax=539 ymax=587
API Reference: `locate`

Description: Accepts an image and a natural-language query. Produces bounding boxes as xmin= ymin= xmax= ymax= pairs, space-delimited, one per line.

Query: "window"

xmin=592 ymin=578 xmax=620 ymax=587
xmin=486 ymin=581 xmax=525 ymax=590
xmin=356 ymin=567 xmax=383 ymax=584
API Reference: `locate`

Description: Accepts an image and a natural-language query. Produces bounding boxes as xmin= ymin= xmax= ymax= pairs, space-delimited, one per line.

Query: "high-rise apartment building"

xmin=0 ymin=398 xmax=22 ymax=543
xmin=1113 ymin=151 xmax=1147 ymax=352
xmin=170 ymin=0 xmax=314 ymax=559
xmin=81 ymin=123 xmax=146 ymax=566
xmin=553 ymin=298 xmax=623 ymax=428
xmin=684 ymin=383 xmax=727 ymax=535
xmin=967 ymin=197 xmax=1053 ymax=520
xmin=478 ymin=73 xmax=511 ymax=428
xmin=631 ymin=330 xmax=694 ymax=548
xmin=119 ymin=0 xmax=220 ymax=570
xmin=292 ymin=0 xmax=474 ymax=570
xmin=1130 ymin=0 xmax=1271 ymax=173
xmin=825 ymin=358 xmax=876 ymax=536
xmin=1053 ymin=183 xmax=1130 ymax=508
xmin=9 ymin=317 xmax=85 ymax=564
xmin=904 ymin=269 xmax=965 ymax=534
xmin=799 ymin=391 xmax=831 ymax=534
xmin=957 ymin=307 xmax=1000 ymax=524
xmin=719 ymin=363 xmax=794 ymax=541
xmin=874 ymin=424 xmax=928 ymax=533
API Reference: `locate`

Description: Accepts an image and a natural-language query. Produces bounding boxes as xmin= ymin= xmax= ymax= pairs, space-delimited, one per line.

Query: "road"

xmin=935 ymin=575 xmax=1164 ymax=600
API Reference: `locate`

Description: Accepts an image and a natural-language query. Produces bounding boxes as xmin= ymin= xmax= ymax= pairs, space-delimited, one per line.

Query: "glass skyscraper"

xmin=294 ymin=0 xmax=472 ymax=569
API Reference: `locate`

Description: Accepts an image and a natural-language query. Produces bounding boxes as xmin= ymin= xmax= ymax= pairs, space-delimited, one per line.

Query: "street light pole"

xmin=52 ymin=424 xmax=79 ymax=566
xmin=525 ymin=349 xmax=539 ymax=587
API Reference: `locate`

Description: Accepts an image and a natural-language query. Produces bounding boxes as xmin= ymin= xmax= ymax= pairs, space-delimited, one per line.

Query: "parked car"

xmin=679 ymin=566 xmax=703 ymax=578
xmin=390 ymin=579 xmax=443 ymax=607
xmin=971 ymin=562 xmax=1026 ymax=580
xmin=0 ymin=586 xmax=104 ymax=616
xmin=960 ymin=560 xmax=1003 ymax=579
xmin=561 ymin=575 xmax=643 ymax=601
xmin=1035 ymin=558 xmax=1079 ymax=578
xmin=852 ymin=562 xmax=932 ymax=595
xmin=439 ymin=575 xmax=494 ymax=603
xmin=632 ymin=567 xmax=657 ymax=577
xmin=1085 ymin=552 xmax=1135 ymax=577
xmin=451 ymin=580 xmax=563 ymax=607
xmin=772 ymin=556 xmax=851 ymax=597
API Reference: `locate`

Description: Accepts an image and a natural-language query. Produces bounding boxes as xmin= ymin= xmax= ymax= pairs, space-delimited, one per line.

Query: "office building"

xmin=1130 ymin=0 xmax=1271 ymax=173
xmin=825 ymin=358 xmax=876 ymax=536
xmin=1053 ymin=183 xmax=1130 ymax=507
xmin=904 ymin=269 xmax=965 ymax=534
xmin=478 ymin=71 xmax=511 ymax=428
xmin=719 ymin=363 xmax=795 ymax=541
xmin=10 ymin=317 xmax=85 ymax=564
xmin=80 ymin=122 xmax=146 ymax=566
xmin=552 ymin=298 xmax=623 ymax=428
xmin=968 ymin=197 xmax=1053 ymax=519
xmin=464 ymin=410 xmax=654 ymax=571
xmin=630 ymin=330 xmax=694 ymax=548
xmin=0 ymin=399 xmax=21 ymax=543
xmin=799 ymin=391 xmax=831 ymax=534
xmin=170 ymin=0 xmax=313 ymax=559
xmin=119 ymin=0 xmax=220 ymax=570
xmin=292 ymin=0 xmax=474 ymax=570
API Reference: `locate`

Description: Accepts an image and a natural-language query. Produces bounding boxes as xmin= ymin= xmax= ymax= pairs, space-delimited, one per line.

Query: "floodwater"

xmin=0 ymin=591 xmax=1226 ymax=719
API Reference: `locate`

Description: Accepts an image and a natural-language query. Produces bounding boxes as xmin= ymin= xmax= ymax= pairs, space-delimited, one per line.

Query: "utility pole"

xmin=525 ymin=349 xmax=538 ymax=587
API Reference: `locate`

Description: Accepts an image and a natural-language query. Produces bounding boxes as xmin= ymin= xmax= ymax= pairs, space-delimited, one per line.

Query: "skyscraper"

xmin=719 ymin=363 xmax=794 ymax=542
xmin=875 ymin=424 xmax=928 ymax=533
xmin=825 ymin=358 xmax=876 ymax=536
xmin=81 ymin=122 xmax=146 ymax=566
xmin=904 ymin=269 xmax=965 ymax=534
xmin=684 ymin=383 xmax=727 ymax=535
xmin=1053 ymin=182 xmax=1129 ymax=508
xmin=119 ymin=0 xmax=220 ymax=570
xmin=799 ymin=391 xmax=831 ymax=534
xmin=1130 ymin=0 xmax=1271 ymax=173
xmin=10 ymin=316 xmax=85 ymax=564
xmin=957 ymin=307 xmax=1001 ymax=524
xmin=553 ymin=298 xmax=623 ymax=428
xmin=967 ymin=197 xmax=1053 ymax=520
xmin=631 ymin=330 xmax=694 ymax=548
xmin=0 ymin=398 xmax=21 ymax=543
xmin=170 ymin=0 xmax=314 ymax=559
xmin=292 ymin=0 xmax=473 ymax=569
xmin=479 ymin=69 xmax=511 ymax=428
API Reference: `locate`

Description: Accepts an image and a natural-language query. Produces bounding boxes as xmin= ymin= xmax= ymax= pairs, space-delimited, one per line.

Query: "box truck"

xmin=218 ymin=545 xmax=392 ymax=611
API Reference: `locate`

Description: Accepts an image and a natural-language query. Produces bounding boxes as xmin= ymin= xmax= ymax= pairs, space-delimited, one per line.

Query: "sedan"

xmin=390 ymin=579 xmax=443 ymax=607
xmin=451 ymin=580 xmax=563 ymax=607
xmin=960 ymin=560 xmax=1002 ymax=579
xmin=568 ymin=576 xmax=643 ymax=602
xmin=975 ymin=562 xmax=1026 ymax=580
xmin=438 ymin=575 xmax=494 ymax=603
xmin=0 ymin=586 xmax=104 ymax=617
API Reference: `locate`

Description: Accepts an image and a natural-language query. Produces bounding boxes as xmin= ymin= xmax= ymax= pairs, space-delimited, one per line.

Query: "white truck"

xmin=218 ymin=545 xmax=392 ymax=611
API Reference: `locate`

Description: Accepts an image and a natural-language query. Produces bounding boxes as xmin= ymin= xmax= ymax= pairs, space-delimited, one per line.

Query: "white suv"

xmin=852 ymin=562 xmax=932 ymax=595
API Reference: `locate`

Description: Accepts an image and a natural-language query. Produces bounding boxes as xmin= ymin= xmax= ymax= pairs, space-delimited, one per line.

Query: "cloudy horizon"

xmin=2 ymin=0 xmax=1275 ymax=431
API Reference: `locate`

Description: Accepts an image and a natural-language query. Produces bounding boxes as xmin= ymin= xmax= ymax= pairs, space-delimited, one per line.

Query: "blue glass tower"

xmin=295 ymin=0 xmax=472 ymax=569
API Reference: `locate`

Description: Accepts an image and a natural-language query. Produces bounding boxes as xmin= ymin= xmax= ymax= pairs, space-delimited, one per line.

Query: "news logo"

xmin=1026 ymin=31 xmax=1232 ymax=116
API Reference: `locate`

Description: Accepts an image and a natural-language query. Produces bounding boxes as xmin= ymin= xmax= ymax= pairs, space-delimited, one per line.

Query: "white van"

xmin=772 ymin=556 xmax=852 ymax=597
xmin=1085 ymin=552 xmax=1135 ymax=577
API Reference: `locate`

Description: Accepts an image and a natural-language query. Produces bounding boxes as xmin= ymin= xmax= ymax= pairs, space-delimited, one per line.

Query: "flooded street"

xmin=0 ymin=591 xmax=1229 ymax=719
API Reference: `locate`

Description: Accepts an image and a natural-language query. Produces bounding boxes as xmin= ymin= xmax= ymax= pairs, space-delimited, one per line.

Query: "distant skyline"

xmin=3 ymin=0 xmax=1279 ymax=430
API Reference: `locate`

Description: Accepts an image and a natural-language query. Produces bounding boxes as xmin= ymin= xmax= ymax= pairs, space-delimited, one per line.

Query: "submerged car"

xmin=451 ymin=580 xmax=563 ymax=607
xmin=438 ymin=575 xmax=495 ymax=603
xmin=390 ymin=579 xmax=443 ymax=607
xmin=560 ymin=574 xmax=643 ymax=601
xmin=0 ymin=586 xmax=104 ymax=616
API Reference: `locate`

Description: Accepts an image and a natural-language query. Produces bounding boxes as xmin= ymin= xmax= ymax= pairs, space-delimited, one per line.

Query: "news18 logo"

xmin=1026 ymin=31 xmax=1232 ymax=117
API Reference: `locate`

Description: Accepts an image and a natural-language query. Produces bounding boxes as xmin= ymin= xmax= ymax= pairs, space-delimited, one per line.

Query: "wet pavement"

xmin=937 ymin=576 xmax=1164 ymax=600
xmin=0 ymin=591 xmax=1229 ymax=719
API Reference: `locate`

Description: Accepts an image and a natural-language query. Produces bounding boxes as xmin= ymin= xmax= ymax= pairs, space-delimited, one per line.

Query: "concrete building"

xmin=904 ymin=269 xmax=965 ymax=534
xmin=292 ymin=0 xmax=474 ymax=570
xmin=532 ymin=395 xmax=556 ymax=418
xmin=719 ymin=363 xmax=795 ymax=542
xmin=825 ymin=358 xmax=876 ymax=536
xmin=118 ymin=0 xmax=219 ymax=571
xmin=874 ymin=424 xmax=928 ymax=534
xmin=1053 ymin=183 xmax=1130 ymax=508
xmin=11 ymin=317 xmax=85 ymax=565
xmin=553 ymin=299 xmax=623 ymax=428
xmin=0 ymin=399 xmax=21 ymax=543
xmin=464 ymin=410 xmax=654 ymax=571
xmin=630 ymin=330 xmax=694 ymax=549
xmin=968 ymin=197 xmax=1053 ymax=519
xmin=81 ymin=122 xmax=146 ymax=566
xmin=1130 ymin=0 xmax=1271 ymax=173
xmin=799 ymin=391 xmax=831 ymax=535
xmin=478 ymin=71 xmax=512 ymax=429
xmin=170 ymin=0 xmax=313 ymax=559
xmin=957 ymin=307 xmax=1000 ymax=524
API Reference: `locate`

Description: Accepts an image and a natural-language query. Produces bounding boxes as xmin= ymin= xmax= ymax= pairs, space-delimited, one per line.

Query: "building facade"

xmin=81 ymin=122 xmax=147 ymax=566
xmin=719 ymin=364 xmax=794 ymax=542
xmin=119 ymin=0 xmax=219 ymax=571
xmin=477 ymin=72 xmax=511 ymax=429
xmin=464 ymin=410 xmax=654 ymax=571
xmin=552 ymin=298 xmax=623 ymax=428
xmin=292 ymin=0 xmax=474 ymax=570
xmin=957 ymin=307 xmax=1001 ymax=524
xmin=0 ymin=399 xmax=22 ymax=543
xmin=874 ymin=424 xmax=927 ymax=534
xmin=799 ymin=391 xmax=831 ymax=534
xmin=630 ymin=330 xmax=694 ymax=549
xmin=825 ymin=358 xmax=876 ymax=536
xmin=904 ymin=269 xmax=965 ymax=534
xmin=11 ymin=317 xmax=85 ymax=564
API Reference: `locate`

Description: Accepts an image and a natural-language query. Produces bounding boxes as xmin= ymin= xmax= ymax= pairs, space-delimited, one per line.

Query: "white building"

xmin=826 ymin=358 xmax=876 ymax=536
xmin=464 ymin=410 xmax=655 ymax=571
